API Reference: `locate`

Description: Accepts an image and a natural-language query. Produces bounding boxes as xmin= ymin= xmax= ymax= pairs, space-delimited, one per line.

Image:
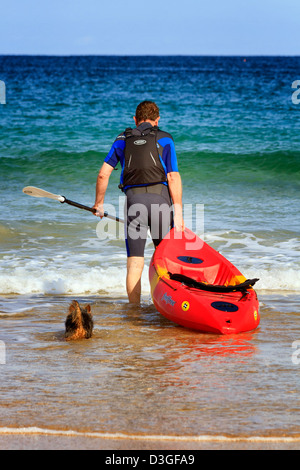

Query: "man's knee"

xmin=127 ymin=256 xmax=144 ymax=271
xmin=126 ymin=256 xmax=144 ymax=303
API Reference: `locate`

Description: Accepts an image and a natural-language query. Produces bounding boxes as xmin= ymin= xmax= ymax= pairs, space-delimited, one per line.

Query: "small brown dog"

xmin=65 ymin=300 xmax=94 ymax=341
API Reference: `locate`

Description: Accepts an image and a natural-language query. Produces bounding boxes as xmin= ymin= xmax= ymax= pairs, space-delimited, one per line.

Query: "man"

xmin=93 ymin=101 xmax=184 ymax=303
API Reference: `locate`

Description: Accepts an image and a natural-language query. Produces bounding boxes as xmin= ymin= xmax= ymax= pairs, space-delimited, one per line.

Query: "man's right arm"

xmin=93 ymin=135 xmax=125 ymax=217
xmin=92 ymin=162 xmax=115 ymax=217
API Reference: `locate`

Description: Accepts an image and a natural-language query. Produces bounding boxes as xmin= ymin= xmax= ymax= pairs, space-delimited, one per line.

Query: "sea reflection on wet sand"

xmin=0 ymin=294 xmax=299 ymax=447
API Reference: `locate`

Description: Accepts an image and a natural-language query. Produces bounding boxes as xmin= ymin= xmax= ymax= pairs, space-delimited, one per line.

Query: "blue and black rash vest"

xmin=104 ymin=122 xmax=179 ymax=191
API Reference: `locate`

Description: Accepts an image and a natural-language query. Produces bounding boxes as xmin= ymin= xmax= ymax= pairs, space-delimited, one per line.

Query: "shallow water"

xmin=0 ymin=292 xmax=299 ymax=442
xmin=0 ymin=56 xmax=300 ymax=297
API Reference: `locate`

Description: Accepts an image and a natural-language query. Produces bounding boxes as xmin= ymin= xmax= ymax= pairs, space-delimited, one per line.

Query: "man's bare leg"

xmin=126 ymin=256 xmax=144 ymax=304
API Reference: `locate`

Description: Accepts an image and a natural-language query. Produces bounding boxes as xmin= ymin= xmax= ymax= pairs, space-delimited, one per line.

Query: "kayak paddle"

xmin=22 ymin=186 xmax=124 ymax=223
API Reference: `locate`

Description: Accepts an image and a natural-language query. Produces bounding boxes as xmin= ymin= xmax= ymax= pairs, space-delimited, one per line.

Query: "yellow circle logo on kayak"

xmin=254 ymin=310 xmax=258 ymax=321
xmin=182 ymin=301 xmax=190 ymax=312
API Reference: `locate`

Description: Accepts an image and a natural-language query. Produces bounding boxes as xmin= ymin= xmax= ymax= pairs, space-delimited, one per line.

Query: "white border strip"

xmin=0 ymin=427 xmax=299 ymax=443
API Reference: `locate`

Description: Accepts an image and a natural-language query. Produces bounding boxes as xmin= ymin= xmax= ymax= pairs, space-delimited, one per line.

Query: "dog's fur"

xmin=65 ymin=300 xmax=94 ymax=341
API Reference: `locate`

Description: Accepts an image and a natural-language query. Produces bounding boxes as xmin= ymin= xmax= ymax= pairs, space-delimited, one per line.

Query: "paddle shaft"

xmin=62 ymin=197 xmax=124 ymax=223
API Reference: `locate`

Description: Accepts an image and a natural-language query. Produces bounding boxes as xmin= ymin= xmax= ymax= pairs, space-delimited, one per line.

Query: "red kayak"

xmin=149 ymin=228 xmax=260 ymax=335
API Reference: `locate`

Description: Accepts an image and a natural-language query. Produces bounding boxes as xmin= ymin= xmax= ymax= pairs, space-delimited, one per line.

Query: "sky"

xmin=1 ymin=0 xmax=300 ymax=55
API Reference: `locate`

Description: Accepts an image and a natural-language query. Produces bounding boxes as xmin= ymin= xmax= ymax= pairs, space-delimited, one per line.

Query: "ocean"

xmin=0 ymin=55 xmax=299 ymax=449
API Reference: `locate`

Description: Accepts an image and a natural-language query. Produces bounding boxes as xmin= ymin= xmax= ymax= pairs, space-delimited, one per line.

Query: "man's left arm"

xmin=159 ymin=135 xmax=185 ymax=232
xmin=167 ymin=171 xmax=185 ymax=232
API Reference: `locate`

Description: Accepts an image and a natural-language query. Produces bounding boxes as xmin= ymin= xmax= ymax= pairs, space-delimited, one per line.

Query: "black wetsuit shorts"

xmin=125 ymin=184 xmax=173 ymax=257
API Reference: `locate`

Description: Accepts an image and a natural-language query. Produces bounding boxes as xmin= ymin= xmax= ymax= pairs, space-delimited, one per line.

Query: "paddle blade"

xmin=22 ymin=186 xmax=65 ymax=202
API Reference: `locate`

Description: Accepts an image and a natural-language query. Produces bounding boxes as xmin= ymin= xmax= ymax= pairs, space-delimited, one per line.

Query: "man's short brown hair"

xmin=135 ymin=101 xmax=160 ymax=123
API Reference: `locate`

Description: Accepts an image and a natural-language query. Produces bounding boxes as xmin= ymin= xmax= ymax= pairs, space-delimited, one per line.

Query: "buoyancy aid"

xmin=119 ymin=126 xmax=167 ymax=191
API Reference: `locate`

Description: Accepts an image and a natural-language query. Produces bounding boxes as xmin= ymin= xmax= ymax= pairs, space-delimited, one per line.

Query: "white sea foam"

xmin=204 ymin=229 xmax=300 ymax=291
xmin=0 ymin=265 xmax=150 ymax=296
xmin=244 ymin=267 xmax=300 ymax=291
xmin=1 ymin=261 xmax=299 ymax=295
xmin=0 ymin=267 xmax=120 ymax=295
xmin=0 ymin=227 xmax=299 ymax=295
